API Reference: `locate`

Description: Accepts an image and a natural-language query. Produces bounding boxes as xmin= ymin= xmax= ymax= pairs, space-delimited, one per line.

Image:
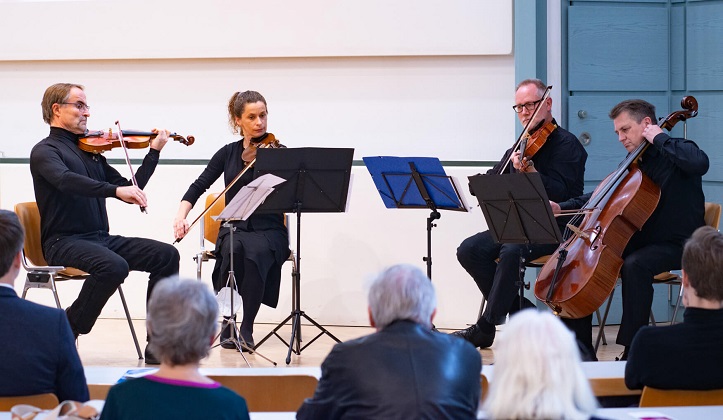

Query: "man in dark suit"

xmin=297 ymin=264 xmax=481 ymax=420
xmin=0 ymin=209 xmax=89 ymax=402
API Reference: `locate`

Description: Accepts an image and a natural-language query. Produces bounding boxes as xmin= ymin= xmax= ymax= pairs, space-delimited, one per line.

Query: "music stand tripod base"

xmin=212 ymin=221 xmax=277 ymax=366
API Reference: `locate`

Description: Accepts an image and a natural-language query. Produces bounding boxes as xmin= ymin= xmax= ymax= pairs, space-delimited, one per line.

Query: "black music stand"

xmin=252 ymin=147 xmax=354 ymax=364
xmin=468 ymin=172 xmax=561 ymax=310
xmin=363 ymin=156 xmax=468 ymax=280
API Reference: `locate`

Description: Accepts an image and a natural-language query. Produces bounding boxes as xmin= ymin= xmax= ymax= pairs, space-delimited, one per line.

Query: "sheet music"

xmin=214 ymin=174 xmax=286 ymax=221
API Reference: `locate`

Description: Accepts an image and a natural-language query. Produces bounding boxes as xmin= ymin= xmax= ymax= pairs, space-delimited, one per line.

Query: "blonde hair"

xmin=483 ymin=310 xmax=598 ymax=419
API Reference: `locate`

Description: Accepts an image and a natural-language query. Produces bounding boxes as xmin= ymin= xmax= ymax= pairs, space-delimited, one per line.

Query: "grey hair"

xmin=483 ymin=310 xmax=598 ymax=420
xmin=147 ymin=277 xmax=219 ymax=366
xmin=368 ymin=264 xmax=436 ymax=329
xmin=515 ymin=78 xmax=546 ymax=97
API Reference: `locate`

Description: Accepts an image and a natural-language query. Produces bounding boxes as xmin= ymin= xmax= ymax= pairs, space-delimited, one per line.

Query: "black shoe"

xmin=220 ymin=326 xmax=238 ymax=349
xmin=616 ymin=347 xmax=629 ymax=361
xmin=451 ymin=324 xmax=495 ymax=348
xmin=144 ymin=345 xmax=160 ymax=365
xmin=240 ymin=340 xmax=255 ymax=353
xmin=220 ymin=316 xmax=237 ymax=349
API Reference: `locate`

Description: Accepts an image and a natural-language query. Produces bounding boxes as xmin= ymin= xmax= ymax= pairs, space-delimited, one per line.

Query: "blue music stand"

xmin=363 ymin=156 xmax=468 ymax=280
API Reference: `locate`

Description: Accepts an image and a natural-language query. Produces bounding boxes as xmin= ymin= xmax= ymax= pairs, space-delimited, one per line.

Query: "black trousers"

xmin=562 ymin=240 xmax=684 ymax=350
xmin=457 ymin=230 xmax=558 ymax=325
xmin=44 ymin=231 xmax=180 ymax=335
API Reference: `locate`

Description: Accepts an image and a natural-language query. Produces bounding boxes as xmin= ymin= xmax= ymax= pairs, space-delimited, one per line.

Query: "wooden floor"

xmin=77 ymin=318 xmax=628 ymax=368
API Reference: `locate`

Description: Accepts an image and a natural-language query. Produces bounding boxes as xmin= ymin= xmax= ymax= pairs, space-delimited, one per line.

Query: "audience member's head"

xmin=0 ymin=209 xmax=24 ymax=283
xmin=682 ymin=225 xmax=723 ymax=307
xmin=147 ymin=277 xmax=219 ymax=366
xmin=367 ymin=264 xmax=436 ymax=330
xmin=483 ymin=310 xmax=598 ymax=420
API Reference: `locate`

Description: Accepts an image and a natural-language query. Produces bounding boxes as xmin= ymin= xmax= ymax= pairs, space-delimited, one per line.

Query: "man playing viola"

xmin=550 ymin=99 xmax=709 ymax=360
xmin=453 ymin=79 xmax=588 ymax=351
xmin=29 ymin=83 xmax=180 ymax=364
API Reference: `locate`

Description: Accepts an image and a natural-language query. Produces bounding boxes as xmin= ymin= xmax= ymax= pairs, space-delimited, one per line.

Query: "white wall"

xmin=0 ymin=0 xmax=517 ymax=329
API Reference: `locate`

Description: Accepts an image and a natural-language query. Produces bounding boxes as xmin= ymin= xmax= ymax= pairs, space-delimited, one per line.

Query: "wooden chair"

xmin=480 ymin=374 xmax=489 ymax=403
xmin=595 ymin=201 xmax=722 ymax=353
xmin=0 ymin=392 xmax=59 ymax=410
xmin=87 ymin=384 xmax=111 ymax=400
xmin=639 ymin=386 xmax=723 ymax=407
xmin=208 ymin=374 xmax=317 ymax=412
xmin=13 ymin=202 xmax=142 ymax=359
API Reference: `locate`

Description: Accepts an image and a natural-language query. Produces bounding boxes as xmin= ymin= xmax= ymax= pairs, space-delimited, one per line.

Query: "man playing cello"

xmin=550 ymin=99 xmax=709 ymax=359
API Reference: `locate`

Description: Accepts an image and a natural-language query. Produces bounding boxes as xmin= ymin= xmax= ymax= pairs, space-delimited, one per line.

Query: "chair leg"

xmin=117 ymin=286 xmax=143 ymax=360
xmin=477 ymin=297 xmax=486 ymax=320
xmin=595 ymin=289 xmax=615 ymax=354
xmin=649 ymin=310 xmax=656 ymax=327
xmin=671 ymin=284 xmax=684 ymax=325
xmin=595 ymin=309 xmax=607 ymax=345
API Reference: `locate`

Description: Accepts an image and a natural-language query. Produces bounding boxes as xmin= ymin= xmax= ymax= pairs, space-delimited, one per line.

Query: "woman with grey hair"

xmin=482 ymin=309 xmax=600 ymax=420
xmin=100 ymin=277 xmax=250 ymax=419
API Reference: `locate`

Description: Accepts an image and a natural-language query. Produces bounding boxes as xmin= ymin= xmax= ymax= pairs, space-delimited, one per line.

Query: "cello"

xmin=534 ymin=96 xmax=698 ymax=318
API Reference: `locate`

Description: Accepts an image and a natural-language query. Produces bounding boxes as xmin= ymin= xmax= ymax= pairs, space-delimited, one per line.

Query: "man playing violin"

xmin=29 ymin=83 xmax=180 ymax=364
xmin=550 ymin=99 xmax=709 ymax=360
xmin=453 ymin=79 xmax=588 ymax=350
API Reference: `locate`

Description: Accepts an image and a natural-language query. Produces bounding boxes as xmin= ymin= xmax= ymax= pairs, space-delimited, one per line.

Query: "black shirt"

xmin=30 ymin=127 xmax=160 ymax=246
xmin=559 ymin=133 xmax=709 ymax=248
xmin=625 ymin=307 xmax=723 ymax=390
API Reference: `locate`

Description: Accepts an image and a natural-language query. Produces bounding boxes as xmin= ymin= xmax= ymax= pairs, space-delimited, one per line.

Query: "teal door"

xmin=564 ymin=0 xmax=723 ymax=323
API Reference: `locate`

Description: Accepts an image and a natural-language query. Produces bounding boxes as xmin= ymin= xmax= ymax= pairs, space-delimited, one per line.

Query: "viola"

xmin=518 ymin=120 xmax=556 ymax=171
xmin=79 ymin=129 xmax=194 ymax=154
xmin=241 ymin=132 xmax=281 ymax=164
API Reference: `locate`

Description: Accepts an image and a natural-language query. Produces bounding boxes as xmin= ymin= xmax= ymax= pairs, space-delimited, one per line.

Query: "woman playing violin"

xmin=29 ymin=83 xmax=180 ymax=365
xmin=549 ymin=99 xmax=709 ymax=360
xmin=173 ymin=90 xmax=290 ymax=350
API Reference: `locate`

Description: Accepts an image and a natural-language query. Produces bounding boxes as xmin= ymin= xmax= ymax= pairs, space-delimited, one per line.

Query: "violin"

xmin=79 ymin=129 xmax=194 ymax=154
xmin=518 ymin=119 xmax=556 ymax=171
xmin=241 ymin=132 xmax=281 ymax=164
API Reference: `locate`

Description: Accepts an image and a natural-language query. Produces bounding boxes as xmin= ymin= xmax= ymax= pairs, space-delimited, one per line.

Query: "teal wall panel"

xmin=687 ymin=3 xmax=723 ymax=90
xmin=568 ymin=5 xmax=669 ymax=91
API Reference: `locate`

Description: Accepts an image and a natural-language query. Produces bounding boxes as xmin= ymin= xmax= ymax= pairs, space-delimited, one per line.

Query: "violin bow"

xmin=115 ymin=120 xmax=147 ymax=213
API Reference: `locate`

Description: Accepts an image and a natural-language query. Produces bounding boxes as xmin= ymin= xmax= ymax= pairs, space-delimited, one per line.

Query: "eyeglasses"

xmin=59 ymin=102 xmax=91 ymax=111
xmin=512 ymin=99 xmax=542 ymax=113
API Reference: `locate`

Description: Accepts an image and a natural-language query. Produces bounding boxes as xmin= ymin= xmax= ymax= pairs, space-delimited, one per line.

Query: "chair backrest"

xmin=639 ymin=386 xmax=723 ymax=407
xmin=13 ymin=201 xmax=49 ymax=266
xmin=704 ymin=202 xmax=722 ymax=230
xmin=203 ymin=193 xmax=225 ymax=245
xmin=208 ymin=374 xmax=318 ymax=412
xmin=0 ymin=392 xmax=59 ymax=410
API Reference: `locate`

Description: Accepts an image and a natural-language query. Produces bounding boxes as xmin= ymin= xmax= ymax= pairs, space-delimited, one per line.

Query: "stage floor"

xmin=77 ymin=318 xmax=628 ymax=368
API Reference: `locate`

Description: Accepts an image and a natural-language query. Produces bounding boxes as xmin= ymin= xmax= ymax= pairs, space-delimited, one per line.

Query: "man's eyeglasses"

xmin=59 ymin=102 xmax=91 ymax=111
xmin=512 ymin=99 xmax=542 ymax=113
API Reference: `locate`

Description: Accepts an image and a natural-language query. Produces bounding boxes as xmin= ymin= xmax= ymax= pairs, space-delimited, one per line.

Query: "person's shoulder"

xmin=11 ymin=295 xmax=65 ymax=317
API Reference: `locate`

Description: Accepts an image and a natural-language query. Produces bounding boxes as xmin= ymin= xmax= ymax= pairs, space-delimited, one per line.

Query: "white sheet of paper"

xmin=214 ymin=174 xmax=286 ymax=221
